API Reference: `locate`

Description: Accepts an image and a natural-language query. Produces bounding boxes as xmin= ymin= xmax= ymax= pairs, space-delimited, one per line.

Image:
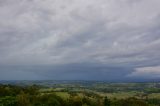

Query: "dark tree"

xmin=104 ymin=96 xmax=111 ymax=106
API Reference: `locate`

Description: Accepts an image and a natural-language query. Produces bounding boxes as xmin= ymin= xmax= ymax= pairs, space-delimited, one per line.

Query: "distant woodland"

xmin=0 ymin=82 xmax=160 ymax=106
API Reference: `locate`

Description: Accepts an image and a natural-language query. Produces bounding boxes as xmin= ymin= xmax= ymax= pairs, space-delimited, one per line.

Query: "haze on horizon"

xmin=0 ymin=0 xmax=160 ymax=81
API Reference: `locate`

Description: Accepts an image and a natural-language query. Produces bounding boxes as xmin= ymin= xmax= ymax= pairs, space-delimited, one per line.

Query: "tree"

xmin=104 ymin=96 xmax=110 ymax=106
xmin=17 ymin=91 xmax=31 ymax=106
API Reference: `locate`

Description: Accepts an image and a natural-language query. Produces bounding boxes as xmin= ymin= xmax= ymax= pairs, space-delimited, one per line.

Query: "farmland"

xmin=0 ymin=80 xmax=160 ymax=106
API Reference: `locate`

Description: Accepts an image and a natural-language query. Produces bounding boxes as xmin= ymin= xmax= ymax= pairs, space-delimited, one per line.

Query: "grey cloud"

xmin=0 ymin=0 xmax=160 ymax=80
xmin=0 ymin=63 xmax=133 ymax=80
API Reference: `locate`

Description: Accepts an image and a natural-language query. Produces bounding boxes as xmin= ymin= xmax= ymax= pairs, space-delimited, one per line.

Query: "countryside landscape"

xmin=1 ymin=0 xmax=160 ymax=106
xmin=0 ymin=81 xmax=160 ymax=106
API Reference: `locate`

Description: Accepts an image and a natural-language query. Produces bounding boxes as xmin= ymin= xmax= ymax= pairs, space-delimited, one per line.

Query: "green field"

xmin=0 ymin=81 xmax=160 ymax=106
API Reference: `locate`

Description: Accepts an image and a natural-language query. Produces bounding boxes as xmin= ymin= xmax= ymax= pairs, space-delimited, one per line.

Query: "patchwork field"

xmin=0 ymin=81 xmax=160 ymax=106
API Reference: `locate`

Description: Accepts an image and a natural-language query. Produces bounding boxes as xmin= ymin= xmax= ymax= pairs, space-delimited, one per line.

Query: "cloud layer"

xmin=0 ymin=0 xmax=160 ymax=80
xmin=128 ymin=66 xmax=160 ymax=79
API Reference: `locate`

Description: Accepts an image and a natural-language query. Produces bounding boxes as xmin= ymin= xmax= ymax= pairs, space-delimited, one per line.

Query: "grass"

xmin=148 ymin=93 xmax=160 ymax=99
xmin=54 ymin=92 xmax=70 ymax=99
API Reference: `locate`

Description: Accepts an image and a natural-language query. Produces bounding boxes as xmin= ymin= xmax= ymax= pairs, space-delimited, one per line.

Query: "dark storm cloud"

xmin=0 ymin=0 xmax=160 ymax=80
xmin=0 ymin=63 xmax=133 ymax=81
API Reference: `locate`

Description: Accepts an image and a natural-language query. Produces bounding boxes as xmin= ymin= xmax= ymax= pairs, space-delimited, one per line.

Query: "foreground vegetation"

xmin=0 ymin=81 xmax=160 ymax=106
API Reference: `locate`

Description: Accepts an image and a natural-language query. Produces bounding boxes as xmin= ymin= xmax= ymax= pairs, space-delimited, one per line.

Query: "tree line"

xmin=0 ymin=84 xmax=159 ymax=106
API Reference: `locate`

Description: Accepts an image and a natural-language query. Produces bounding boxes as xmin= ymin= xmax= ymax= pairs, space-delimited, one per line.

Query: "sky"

xmin=0 ymin=0 xmax=160 ymax=81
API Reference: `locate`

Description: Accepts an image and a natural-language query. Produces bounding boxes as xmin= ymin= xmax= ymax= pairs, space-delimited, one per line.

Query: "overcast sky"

xmin=0 ymin=0 xmax=160 ymax=81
